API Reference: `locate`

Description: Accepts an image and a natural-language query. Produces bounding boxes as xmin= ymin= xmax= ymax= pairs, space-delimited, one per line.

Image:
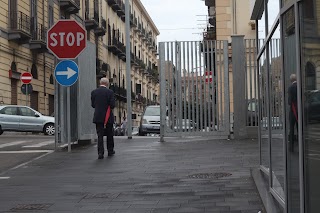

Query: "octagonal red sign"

xmin=47 ymin=20 xmax=87 ymax=59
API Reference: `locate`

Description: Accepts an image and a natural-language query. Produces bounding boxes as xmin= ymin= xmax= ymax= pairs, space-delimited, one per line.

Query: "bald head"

xmin=290 ymin=74 xmax=297 ymax=83
xmin=100 ymin=78 xmax=109 ymax=87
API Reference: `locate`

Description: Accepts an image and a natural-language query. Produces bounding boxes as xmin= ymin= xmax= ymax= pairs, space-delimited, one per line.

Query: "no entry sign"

xmin=47 ymin=20 xmax=87 ymax=59
xmin=21 ymin=72 xmax=33 ymax=84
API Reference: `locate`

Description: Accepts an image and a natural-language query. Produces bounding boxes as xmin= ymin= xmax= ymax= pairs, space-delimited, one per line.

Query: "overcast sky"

xmin=140 ymin=0 xmax=208 ymax=42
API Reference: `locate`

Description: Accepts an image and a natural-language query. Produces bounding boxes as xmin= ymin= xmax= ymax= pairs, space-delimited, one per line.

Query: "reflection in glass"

xmin=301 ymin=0 xmax=320 ymax=212
xmin=269 ymin=26 xmax=285 ymax=198
xmin=258 ymin=11 xmax=266 ymax=43
xmin=267 ymin=0 xmax=280 ymax=33
xmin=259 ymin=52 xmax=269 ymax=169
xmin=283 ymin=7 xmax=300 ymax=213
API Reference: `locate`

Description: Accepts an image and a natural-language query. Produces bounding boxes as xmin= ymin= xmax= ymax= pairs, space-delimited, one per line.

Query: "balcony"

xmin=107 ymin=38 xmax=121 ymax=55
xmin=116 ymin=1 xmax=125 ymax=17
xmin=94 ymin=18 xmax=106 ymax=36
xmin=8 ymin=11 xmax=31 ymax=44
xmin=84 ymin=9 xmax=99 ymax=30
xmin=111 ymin=0 xmax=121 ymax=13
xmin=59 ymin=0 xmax=80 ymax=14
xmin=29 ymin=23 xmax=47 ymax=53
xmin=107 ymin=0 xmax=117 ymax=7
xmin=110 ymin=85 xmax=127 ymax=102
xmin=117 ymin=41 xmax=126 ymax=61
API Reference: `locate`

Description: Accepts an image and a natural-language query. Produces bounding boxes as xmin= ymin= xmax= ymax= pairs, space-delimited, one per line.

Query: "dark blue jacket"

xmin=91 ymin=86 xmax=115 ymax=124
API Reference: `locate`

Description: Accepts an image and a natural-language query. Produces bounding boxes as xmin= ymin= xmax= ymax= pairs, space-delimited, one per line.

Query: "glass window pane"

xmin=269 ymin=25 xmax=285 ymax=198
xmin=259 ymin=51 xmax=269 ymax=169
xmin=20 ymin=107 xmax=35 ymax=117
xmin=258 ymin=11 xmax=266 ymax=46
xmin=282 ymin=6 xmax=300 ymax=213
xmin=267 ymin=0 xmax=280 ymax=33
xmin=300 ymin=0 xmax=320 ymax=212
xmin=0 ymin=107 xmax=18 ymax=115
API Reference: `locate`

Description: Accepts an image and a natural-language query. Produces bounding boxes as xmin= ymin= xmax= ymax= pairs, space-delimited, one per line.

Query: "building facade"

xmin=0 ymin=0 xmax=160 ymax=126
xmin=251 ymin=0 xmax=320 ymax=212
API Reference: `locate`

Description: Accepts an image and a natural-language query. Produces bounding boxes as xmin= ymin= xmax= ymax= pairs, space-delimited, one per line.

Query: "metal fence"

xmin=244 ymin=39 xmax=259 ymax=127
xmin=159 ymin=41 xmax=230 ymax=138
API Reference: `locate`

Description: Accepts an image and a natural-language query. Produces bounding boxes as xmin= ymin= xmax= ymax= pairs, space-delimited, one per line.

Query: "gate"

xmin=159 ymin=41 xmax=230 ymax=139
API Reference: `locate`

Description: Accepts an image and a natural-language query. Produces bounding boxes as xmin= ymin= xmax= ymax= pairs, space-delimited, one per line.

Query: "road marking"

xmin=22 ymin=141 xmax=54 ymax=148
xmin=0 ymin=152 xmax=53 ymax=177
xmin=0 ymin=177 xmax=10 ymax=179
xmin=0 ymin=150 xmax=53 ymax=154
xmin=0 ymin=141 xmax=29 ymax=148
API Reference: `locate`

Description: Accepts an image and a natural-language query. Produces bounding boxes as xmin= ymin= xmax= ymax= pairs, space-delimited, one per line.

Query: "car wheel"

xmin=0 ymin=126 xmax=3 ymax=135
xmin=44 ymin=123 xmax=55 ymax=136
xmin=138 ymin=131 xmax=145 ymax=136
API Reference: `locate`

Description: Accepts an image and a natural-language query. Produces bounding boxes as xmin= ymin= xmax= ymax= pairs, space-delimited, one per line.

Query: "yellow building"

xmin=0 ymin=0 xmax=160 ymax=126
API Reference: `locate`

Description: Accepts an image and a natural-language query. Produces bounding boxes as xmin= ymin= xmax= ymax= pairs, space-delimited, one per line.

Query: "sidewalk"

xmin=0 ymin=137 xmax=264 ymax=213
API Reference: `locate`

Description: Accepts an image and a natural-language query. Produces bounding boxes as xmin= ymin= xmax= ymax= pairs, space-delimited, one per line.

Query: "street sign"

xmin=54 ymin=60 xmax=79 ymax=86
xmin=21 ymin=72 xmax=33 ymax=84
xmin=47 ymin=20 xmax=87 ymax=59
xmin=21 ymin=84 xmax=33 ymax=95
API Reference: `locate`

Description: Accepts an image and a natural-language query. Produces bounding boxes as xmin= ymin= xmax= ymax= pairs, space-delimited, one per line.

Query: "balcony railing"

xmin=31 ymin=23 xmax=46 ymax=41
xmin=85 ymin=8 xmax=99 ymax=29
xmin=9 ymin=11 xmax=30 ymax=33
xmin=59 ymin=0 xmax=80 ymax=14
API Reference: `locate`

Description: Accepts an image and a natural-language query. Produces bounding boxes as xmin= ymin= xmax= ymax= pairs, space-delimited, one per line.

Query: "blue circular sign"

xmin=54 ymin=60 xmax=79 ymax=87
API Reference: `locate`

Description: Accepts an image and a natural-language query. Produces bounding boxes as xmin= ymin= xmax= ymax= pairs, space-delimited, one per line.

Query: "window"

xmin=20 ymin=107 xmax=36 ymax=117
xmin=0 ymin=107 xmax=18 ymax=115
xmin=48 ymin=5 xmax=54 ymax=27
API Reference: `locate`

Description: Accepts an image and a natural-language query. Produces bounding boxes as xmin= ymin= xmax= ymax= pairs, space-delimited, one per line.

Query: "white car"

xmin=0 ymin=105 xmax=55 ymax=135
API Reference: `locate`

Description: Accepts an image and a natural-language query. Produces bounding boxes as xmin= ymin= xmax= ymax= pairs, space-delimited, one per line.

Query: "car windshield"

xmin=144 ymin=107 xmax=160 ymax=116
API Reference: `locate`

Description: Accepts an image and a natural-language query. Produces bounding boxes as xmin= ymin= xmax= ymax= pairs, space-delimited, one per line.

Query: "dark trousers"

xmin=289 ymin=111 xmax=298 ymax=151
xmin=96 ymin=123 xmax=114 ymax=155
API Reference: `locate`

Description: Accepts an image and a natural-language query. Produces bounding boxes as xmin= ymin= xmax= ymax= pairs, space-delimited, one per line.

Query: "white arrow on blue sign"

xmin=54 ymin=60 xmax=79 ymax=86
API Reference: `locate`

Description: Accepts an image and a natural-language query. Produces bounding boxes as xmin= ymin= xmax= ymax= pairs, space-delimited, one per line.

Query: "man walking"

xmin=288 ymin=74 xmax=298 ymax=152
xmin=91 ymin=78 xmax=115 ymax=159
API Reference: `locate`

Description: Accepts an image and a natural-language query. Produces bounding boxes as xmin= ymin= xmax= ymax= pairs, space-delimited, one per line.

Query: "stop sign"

xmin=21 ymin=72 xmax=33 ymax=84
xmin=47 ymin=20 xmax=87 ymax=59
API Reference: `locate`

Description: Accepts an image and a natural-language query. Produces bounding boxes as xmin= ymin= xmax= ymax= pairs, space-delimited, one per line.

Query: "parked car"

xmin=306 ymin=90 xmax=320 ymax=122
xmin=132 ymin=126 xmax=139 ymax=136
xmin=0 ymin=105 xmax=55 ymax=135
xmin=139 ymin=105 xmax=160 ymax=136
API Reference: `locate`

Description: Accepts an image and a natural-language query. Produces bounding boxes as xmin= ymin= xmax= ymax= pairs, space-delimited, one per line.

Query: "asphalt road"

xmin=0 ymin=133 xmax=55 ymax=174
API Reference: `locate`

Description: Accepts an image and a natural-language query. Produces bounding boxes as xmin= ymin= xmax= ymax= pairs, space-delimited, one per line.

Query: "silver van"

xmin=0 ymin=105 xmax=55 ymax=135
xmin=139 ymin=105 xmax=160 ymax=136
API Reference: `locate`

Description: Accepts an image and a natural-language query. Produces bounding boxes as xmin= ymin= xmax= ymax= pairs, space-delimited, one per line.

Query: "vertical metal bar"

xmin=207 ymin=40 xmax=212 ymax=132
xmin=199 ymin=41 xmax=203 ymax=132
xmin=67 ymin=87 xmax=71 ymax=152
xmin=177 ymin=42 xmax=183 ymax=135
xmin=183 ymin=42 xmax=187 ymax=133
xmin=171 ymin=42 xmax=174 ymax=132
xmin=203 ymin=41 xmax=208 ymax=132
xmin=195 ymin=41 xmax=199 ymax=132
xmin=249 ymin=39 xmax=254 ymax=127
xmin=125 ymin=0 xmax=132 ymax=139
xmin=159 ymin=42 xmax=166 ymax=142
xmin=223 ymin=40 xmax=230 ymax=134
xmin=245 ymin=40 xmax=249 ymax=126
xmin=60 ymin=85 xmax=65 ymax=145
xmin=294 ymin=3 xmax=305 ymax=213
xmin=187 ymin=42 xmax=191 ymax=133
xmin=218 ymin=41 xmax=223 ymax=129
xmin=211 ymin=41 xmax=216 ymax=131
xmin=166 ymin=42 xmax=171 ymax=132
xmin=191 ymin=42 xmax=195 ymax=132
xmin=254 ymin=39 xmax=258 ymax=126
xmin=175 ymin=42 xmax=179 ymax=133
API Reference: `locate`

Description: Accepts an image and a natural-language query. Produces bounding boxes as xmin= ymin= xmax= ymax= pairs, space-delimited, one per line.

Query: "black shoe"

xmin=98 ymin=154 xmax=104 ymax=159
xmin=108 ymin=150 xmax=115 ymax=156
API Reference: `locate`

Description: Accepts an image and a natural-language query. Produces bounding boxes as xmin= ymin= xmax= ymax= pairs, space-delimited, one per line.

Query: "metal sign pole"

xmin=26 ymin=86 xmax=28 ymax=106
xmin=125 ymin=0 xmax=132 ymax=139
xmin=67 ymin=87 xmax=71 ymax=152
